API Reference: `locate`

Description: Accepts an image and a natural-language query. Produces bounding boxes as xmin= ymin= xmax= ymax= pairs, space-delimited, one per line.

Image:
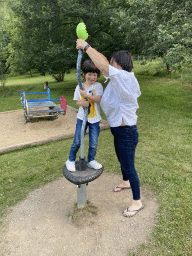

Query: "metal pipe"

xmin=76 ymin=49 xmax=89 ymax=160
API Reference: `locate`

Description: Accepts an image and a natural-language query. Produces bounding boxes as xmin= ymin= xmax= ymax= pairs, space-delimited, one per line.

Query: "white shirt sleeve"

xmin=109 ymin=65 xmax=120 ymax=77
xmin=73 ymin=85 xmax=81 ymax=101
xmin=108 ymin=65 xmax=141 ymax=100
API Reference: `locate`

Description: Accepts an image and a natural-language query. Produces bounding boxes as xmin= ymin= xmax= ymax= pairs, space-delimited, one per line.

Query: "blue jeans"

xmin=69 ymin=118 xmax=100 ymax=162
xmin=110 ymin=125 xmax=140 ymax=200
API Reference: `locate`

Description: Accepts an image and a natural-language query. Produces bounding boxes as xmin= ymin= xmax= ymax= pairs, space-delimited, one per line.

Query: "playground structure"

xmin=20 ymin=88 xmax=67 ymax=122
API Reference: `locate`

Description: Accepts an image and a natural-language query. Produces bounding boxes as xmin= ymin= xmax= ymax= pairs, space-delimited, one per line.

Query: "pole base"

xmin=77 ymin=183 xmax=87 ymax=208
xmin=78 ymin=157 xmax=87 ymax=172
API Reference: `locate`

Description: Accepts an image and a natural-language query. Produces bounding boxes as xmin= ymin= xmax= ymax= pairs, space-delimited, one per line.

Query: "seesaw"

xmin=20 ymin=88 xmax=67 ymax=122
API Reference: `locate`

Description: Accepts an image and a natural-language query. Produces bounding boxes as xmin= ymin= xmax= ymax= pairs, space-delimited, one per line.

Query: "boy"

xmin=66 ymin=59 xmax=103 ymax=172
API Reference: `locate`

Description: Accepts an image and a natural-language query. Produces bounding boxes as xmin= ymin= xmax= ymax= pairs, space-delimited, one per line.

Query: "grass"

xmin=0 ymin=59 xmax=192 ymax=255
xmin=68 ymin=200 xmax=98 ymax=226
xmin=0 ymin=69 xmax=107 ymax=112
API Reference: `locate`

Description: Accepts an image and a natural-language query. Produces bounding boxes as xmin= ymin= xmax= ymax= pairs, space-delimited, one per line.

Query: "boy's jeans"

xmin=69 ymin=118 xmax=100 ymax=162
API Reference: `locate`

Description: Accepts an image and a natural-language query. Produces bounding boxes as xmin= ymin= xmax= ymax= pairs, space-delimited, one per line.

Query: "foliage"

xmin=150 ymin=0 xmax=192 ymax=69
xmin=5 ymin=0 xmax=127 ymax=81
xmin=116 ymin=0 xmax=157 ymax=54
xmin=5 ymin=0 xmax=78 ymax=81
xmin=0 ymin=0 xmax=11 ymax=85
xmin=116 ymin=0 xmax=192 ymax=69
xmin=165 ymin=44 xmax=191 ymax=70
xmin=58 ymin=0 xmax=127 ymax=56
xmin=1 ymin=0 xmax=192 ymax=79
xmin=0 ymin=39 xmax=8 ymax=86
xmin=0 ymin=61 xmax=6 ymax=86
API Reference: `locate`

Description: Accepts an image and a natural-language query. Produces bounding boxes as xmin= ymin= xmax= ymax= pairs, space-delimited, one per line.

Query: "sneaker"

xmin=87 ymin=160 xmax=102 ymax=170
xmin=66 ymin=159 xmax=76 ymax=172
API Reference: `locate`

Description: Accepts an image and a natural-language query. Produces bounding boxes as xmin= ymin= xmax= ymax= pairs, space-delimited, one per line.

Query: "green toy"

xmin=76 ymin=22 xmax=89 ymax=40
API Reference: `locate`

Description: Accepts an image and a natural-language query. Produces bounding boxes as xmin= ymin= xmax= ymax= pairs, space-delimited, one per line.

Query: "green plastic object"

xmin=76 ymin=22 xmax=89 ymax=40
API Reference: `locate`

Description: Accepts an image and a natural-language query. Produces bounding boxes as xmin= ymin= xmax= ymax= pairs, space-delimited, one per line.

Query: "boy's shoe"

xmin=87 ymin=160 xmax=102 ymax=170
xmin=66 ymin=159 xmax=76 ymax=172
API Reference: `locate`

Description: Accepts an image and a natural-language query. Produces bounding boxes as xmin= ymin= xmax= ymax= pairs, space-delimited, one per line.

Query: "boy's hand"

xmin=81 ymin=99 xmax=90 ymax=108
xmin=76 ymin=39 xmax=88 ymax=50
xmin=79 ymin=89 xmax=88 ymax=98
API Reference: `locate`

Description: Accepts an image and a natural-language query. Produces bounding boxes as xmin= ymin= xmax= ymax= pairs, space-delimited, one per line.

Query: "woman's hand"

xmin=76 ymin=39 xmax=88 ymax=50
xmin=79 ymin=89 xmax=88 ymax=98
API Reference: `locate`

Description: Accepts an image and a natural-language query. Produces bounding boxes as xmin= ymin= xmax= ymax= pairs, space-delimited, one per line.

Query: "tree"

xmin=54 ymin=0 xmax=129 ymax=57
xmin=115 ymin=0 xmax=157 ymax=55
xmin=149 ymin=0 xmax=192 ymax=70
xmin=0 ymin=0 xmax=10 ymax=86
xmin=6 ymin=0 xmax=78 ymax=80
xmin=6 ymin=0 xmax=191 ymax=78
xmin=116 ymin=0 xmax=192 ymax=70
xmin=6 ymin=0 xmax=128 ymax=81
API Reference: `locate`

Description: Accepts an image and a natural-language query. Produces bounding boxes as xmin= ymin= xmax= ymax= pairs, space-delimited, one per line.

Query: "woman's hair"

xmin=82 ymin=59 xmax=101 ymax=77
xmin=110 ymin=51 xmax=133 ymax=72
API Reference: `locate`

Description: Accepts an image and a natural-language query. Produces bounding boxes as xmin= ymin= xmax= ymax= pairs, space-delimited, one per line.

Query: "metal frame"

xmin=20 ymin=88 xmax=66 ymax=122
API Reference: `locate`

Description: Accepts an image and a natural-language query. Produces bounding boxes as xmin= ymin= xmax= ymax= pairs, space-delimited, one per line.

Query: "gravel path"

xmin=0 ymin=106 xmax=109 ymax=154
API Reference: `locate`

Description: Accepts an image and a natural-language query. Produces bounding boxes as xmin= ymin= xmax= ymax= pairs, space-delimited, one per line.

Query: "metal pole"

xmin=76 ymin=49 xmax=89 ymax=160
xmin=76 ymin=49 xmax=89 ymax=207
xmin=77 ymin=184 xmax=87 ymax=208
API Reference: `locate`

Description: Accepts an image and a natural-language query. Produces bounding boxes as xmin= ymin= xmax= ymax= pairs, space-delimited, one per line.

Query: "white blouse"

xmin=100 ymin=65 xmax=141 ymax=127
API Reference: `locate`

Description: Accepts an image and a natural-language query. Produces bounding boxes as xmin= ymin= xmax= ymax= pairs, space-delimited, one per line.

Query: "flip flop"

xmin=123 ymin=205 xmax=145 ymax=218
xmin=113 ymin=185 xmax=131 ymax=192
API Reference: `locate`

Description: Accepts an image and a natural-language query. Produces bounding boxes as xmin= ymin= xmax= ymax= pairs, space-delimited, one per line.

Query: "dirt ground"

xmin=0 ymin=106 xmax=109 ymax=154
xmin=0 ymin=174 xmax=159 ymax=256
xmin=0 ymin=108 xmax=159 ymax=256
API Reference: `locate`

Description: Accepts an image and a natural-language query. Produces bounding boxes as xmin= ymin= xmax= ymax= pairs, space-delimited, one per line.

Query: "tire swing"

xmin=63 ymin=22 xmax=104 ymax=207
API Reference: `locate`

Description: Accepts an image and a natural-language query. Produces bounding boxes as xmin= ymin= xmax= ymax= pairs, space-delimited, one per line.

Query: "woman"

xmin=76 ymin=39 xmax=144 ymax=217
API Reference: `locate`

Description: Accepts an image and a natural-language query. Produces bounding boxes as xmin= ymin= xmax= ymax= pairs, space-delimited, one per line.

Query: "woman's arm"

xmin=76 ymin=39 xmax=109 ymax=77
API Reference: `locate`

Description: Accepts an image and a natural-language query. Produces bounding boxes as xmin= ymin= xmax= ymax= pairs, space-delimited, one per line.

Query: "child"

xmin=65 ymin=59 xmax=103 ymax=172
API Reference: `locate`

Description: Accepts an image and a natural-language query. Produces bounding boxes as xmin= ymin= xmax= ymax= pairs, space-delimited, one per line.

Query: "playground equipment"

xmin=20 ymin=88 xmax=67 ymax=122
xmin=63 ymin=22 xmax=103 ymax=208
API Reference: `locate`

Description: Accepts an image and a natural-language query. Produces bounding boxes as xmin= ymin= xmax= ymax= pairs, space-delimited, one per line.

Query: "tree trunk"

xmin=51 ymin=70 xmax=65 ymax=82
xmin=166 ymin=64 xmax=171 ymax=72
xmin=61 ymin=70 xmax=65 ymax=81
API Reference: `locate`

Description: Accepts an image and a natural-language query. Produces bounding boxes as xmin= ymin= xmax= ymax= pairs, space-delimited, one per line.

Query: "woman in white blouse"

xmin=77 ymin=39 xmax=144 ymax=218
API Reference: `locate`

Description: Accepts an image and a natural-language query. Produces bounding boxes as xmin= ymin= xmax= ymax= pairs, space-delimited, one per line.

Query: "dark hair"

xmin=82 ymin=59 xmax=101 ymax=77
xmin=110 ymin=51 xmax=133 ymax=72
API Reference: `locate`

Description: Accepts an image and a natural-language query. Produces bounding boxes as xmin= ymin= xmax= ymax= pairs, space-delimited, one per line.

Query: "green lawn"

xmin=0 ymin=60 xmax=192 ymax=255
